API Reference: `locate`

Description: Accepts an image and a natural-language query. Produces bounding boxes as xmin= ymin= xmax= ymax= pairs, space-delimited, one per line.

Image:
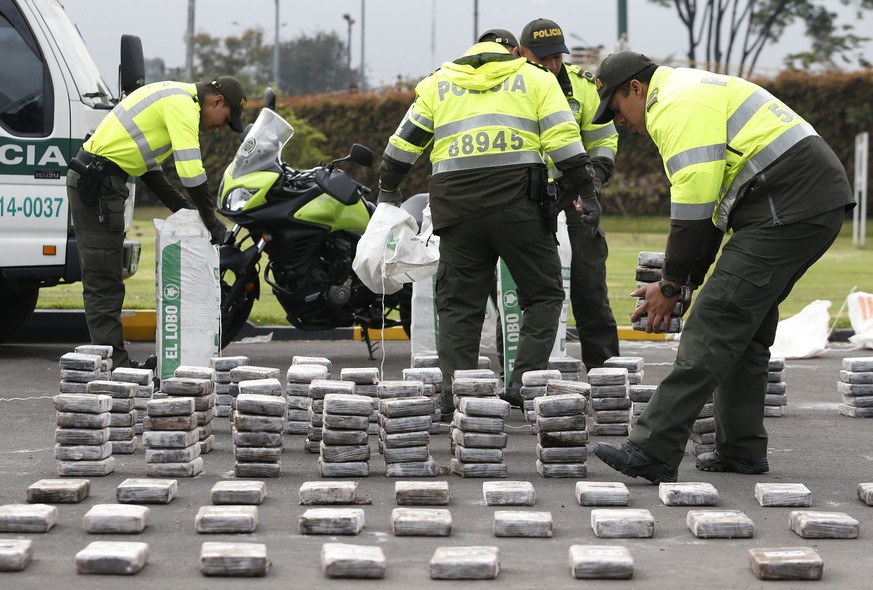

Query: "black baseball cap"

xmin=477 ymin=28 xmax=518 ymax=49
xmin=519 ymin=18 xmax=569 ymax=58
xmin=210 ymin=76 xmax=248 ymax=133
xmin=591 ymin=51 xmax=657 ymax=125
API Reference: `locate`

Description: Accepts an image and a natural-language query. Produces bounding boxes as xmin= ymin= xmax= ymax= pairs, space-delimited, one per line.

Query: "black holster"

xmin=71 ymin=149 xmax=128 ymax=206
xmin=528 ymin=167 xmax=559 ymax=233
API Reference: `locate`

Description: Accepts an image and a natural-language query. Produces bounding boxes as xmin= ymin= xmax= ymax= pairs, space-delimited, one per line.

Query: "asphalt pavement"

xmin=0 ymin=336 xmax=870 ymax=589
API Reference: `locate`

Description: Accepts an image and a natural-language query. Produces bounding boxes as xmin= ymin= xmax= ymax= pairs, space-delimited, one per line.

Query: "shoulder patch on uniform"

xmin=582 ymin=70 xmax=596 ymax=81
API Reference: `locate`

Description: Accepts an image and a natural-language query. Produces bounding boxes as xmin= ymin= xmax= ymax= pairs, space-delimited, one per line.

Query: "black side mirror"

xmin=348 ymin=143 xmax=373 ymax=167
xmin=119 ymin=35 xmax=145 ymax=96
xmin=264 ymin=87 xmax=277 ymax=111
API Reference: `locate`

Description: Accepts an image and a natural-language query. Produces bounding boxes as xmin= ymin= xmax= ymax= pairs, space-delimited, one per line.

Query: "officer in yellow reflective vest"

xmin=377 ymin=33 xmax=599 ymax=416
xmin=519 ymin=18 xmax=621 ymax=371
xmin=590 ymin=52 xmax=855 ymax=483
xmin=66 ymin=77 xmax=247 ymax=369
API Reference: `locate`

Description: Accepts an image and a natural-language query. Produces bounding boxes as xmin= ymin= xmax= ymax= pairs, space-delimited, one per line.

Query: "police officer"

xmin=377 ymin=32 xmax=600 ymax=417
xmin=518 ymin=18 xmax=621 ymax=371
xmin=589 ymin=52 xmax=855 ymax=483
xmin=66 ymin=76 xmax=248 ymax=370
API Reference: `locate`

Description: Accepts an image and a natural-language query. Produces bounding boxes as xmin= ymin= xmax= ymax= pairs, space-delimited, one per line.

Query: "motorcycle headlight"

xmin=225 ymin=187 xmax=257 ymax=211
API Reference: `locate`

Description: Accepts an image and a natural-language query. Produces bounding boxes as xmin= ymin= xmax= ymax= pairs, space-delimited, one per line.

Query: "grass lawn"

xmin=37 ymin=206 xmax=872 ymax=330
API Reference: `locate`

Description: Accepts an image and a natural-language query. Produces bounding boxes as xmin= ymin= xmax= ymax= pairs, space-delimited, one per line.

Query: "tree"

xmin=275 ymin=31 xmax=361 ymax=96
xmin=649 ymin=0 xmax=873 ymax=76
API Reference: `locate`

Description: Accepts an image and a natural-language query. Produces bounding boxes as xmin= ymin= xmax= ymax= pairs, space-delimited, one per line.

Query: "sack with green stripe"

xmin=154 ymin=209 xmax=220 ymax=380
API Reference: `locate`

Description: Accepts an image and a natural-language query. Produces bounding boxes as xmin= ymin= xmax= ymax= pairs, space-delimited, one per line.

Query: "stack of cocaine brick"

xmin=549 ymin=356 xmax=584 ymax=381
xmin=229 ymin=365 xmax=280 ymax=413
xmin=285 ymin=363 xmax=330 ymax=437
xmin=401 ymin=366 xmax=443 ymax=434
xmin=112 ymin=367 xmax=155 ymax=436
xmin=319 ymin=392 xmax=373 ymax=477
xmin=764 ymin=357 xmax=788 ymax=417
xmin=450 ymin=374 xmax=509 ymax=478
xmin=172 ymin=367 xmax=217 ymax=453
xmin=587 ymin=368 xmax=630 ymax=436
xmin=59 ymin=351 xmax=101 ymax=394
xmin=340 ymin=368 xmax=381 ymax=436
xmin=86 ymin=380 xmax=138 ymax=454
xmin=534 ymin=384 xmax=588 ymax=477
xmin=144 ymin=384 xmax=203 ymax=477
xmin=629 ymin=385 xmax=657 ymax=428
xmin=633 ymin=251 xmax=686 ymax=333
xmin=75 ymin=345 xmax=113 ymax=379
xmin=605 ymin=357 xmax=645 ymax=385
xmin=54 ymin=392 xmax=115 ymax=476
xmin=209 ymin=356 xmax=249 ymax=418
xmin=234 ymin=391 xmax=287 ymax=477
xmin=378 ymin=382 xmax=436 ymax=477
xmin=307 ymin=379 xmax=355 ymax=454
xmin=520 ymin=369 xmax=563 ymax=432
xmin=838 ymin=357 xmax=873 ymax=418
xmin=690 ymin=396 xmax=715 ymax=455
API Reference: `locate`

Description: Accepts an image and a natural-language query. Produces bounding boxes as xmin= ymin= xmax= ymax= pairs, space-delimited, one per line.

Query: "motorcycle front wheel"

xmin=220 ymin=274 xmax=260 ymax=349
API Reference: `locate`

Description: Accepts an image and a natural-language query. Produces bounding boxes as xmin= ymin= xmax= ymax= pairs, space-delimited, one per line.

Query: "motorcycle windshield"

xmin=227 ymin=109 xmax=294 ymax=179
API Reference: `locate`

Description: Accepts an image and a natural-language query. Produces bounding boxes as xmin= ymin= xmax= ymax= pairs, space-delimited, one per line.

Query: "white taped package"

xmin=847 ymin=291 xmax=873 ymax=349
xmin=770 ymin=299 xmax=831 ymax=359
xmin=154 ymin=209 xmax=220 ymax=380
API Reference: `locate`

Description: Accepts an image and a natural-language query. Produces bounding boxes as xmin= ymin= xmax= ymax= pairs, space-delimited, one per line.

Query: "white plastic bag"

xmin=847 ymin=291 xmax=873 ymax=349
xmin=154 ymin=209 xmax=220 ymax=380
xmin=352 ymin=203 xmax=439 ymax=294
xmin=769 ymin=299 xmax=832 ymax=359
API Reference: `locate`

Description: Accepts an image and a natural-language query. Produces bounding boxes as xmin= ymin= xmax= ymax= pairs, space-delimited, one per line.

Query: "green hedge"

xmin=176 ymin=71 xmax=872 ymax=215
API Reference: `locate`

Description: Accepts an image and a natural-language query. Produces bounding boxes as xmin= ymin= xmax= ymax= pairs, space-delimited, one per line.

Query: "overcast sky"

xmin=63 ymin=0 xmax=872 ymax=92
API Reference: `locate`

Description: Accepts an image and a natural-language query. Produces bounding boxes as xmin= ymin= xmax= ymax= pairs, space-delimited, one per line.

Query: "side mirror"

xmin=348 ymin=143 xmax=373 ymax=167
xmin=119 ymin=35 xmax=145 ymax=96
xmin=264 ymin=87 xmax=277 ymax=111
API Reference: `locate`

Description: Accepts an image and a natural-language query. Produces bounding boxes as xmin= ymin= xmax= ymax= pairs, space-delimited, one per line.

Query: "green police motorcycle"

xmin=216 ymin=92 xmax=416 ymax=357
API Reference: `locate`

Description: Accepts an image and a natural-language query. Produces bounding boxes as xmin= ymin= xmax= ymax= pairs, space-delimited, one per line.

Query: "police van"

xmin=0 ymin=0 xmax=144 ymax=341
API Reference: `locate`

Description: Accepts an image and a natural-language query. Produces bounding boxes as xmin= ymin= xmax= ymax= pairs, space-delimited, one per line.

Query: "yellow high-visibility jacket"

xmin=550 ymin=63 xmax=618 ymax=181
xmin=382 ymin=42 xmax=595 ymax=229
xmin=645 ymin=66 xmax=816 ymax=231
xmin=84 ymin=82 xmax=206 ymax=188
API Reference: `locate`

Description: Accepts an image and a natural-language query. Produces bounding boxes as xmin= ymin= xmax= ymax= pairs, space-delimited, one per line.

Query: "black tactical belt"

xmin=76 ymin=148 xmax=129 ymax=180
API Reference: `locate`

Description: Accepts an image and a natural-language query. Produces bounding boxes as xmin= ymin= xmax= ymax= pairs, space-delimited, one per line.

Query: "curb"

xmin=17 ymin=309 xmax=857 ymax=344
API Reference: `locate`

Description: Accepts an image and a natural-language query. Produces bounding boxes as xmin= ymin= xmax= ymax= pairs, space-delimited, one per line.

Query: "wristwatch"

xmin=659 ymin=279 xmax=679 ymax=297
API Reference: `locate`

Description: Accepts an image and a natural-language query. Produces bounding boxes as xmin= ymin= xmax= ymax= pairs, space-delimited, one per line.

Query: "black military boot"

xmin=592 ymin=440 xmax=678 ymax=484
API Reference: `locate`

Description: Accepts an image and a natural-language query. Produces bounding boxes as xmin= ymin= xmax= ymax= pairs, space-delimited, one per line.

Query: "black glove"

xmin=207 ymin=217 xmax=227 ymax=245
xmin=377 ymin=188 xmax=403 ymax=206
xmin=579 ymin=196 xmax=602 ymax=234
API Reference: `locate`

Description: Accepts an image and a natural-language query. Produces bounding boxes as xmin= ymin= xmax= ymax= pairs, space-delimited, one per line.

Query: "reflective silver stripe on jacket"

xmin=587 ymin=146 xmax=616 ymax=160
xmin=715 ymin=123 xmax=817 ymax=230
xmin=434 ymin=114 xmax=538 ymax=141
xmin=539 ymin=109 xmax=575 ymax=132
xmin=671 ymin=200 xmax=718 ymax=220
xmin=432 ymin=151 xmax=543 ymax=175
xmin=548 ymin=141 xmax=585 ymax=163
xmin=384 ymin=142 xmax=420 ymax=164
xmin=726 ymin=88 xmax=774 ymax=142
xmin=666 ymin=144 xmax=725 ymax=176
xmin=173 ymin=147 xmax=206 ymax=187
xmin=582 ymin=123 xmax=617 ymax=143
xmin=410 ymin=110 xmax=434 ymax=130
xmin=112 ymin=87 xmax=193 ymax=170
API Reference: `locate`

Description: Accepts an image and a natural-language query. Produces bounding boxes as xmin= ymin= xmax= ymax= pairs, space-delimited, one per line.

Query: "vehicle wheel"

xmin=220 ymin=275 xmax=259 ymax=349
xmin=0 ymin=288 xmax=39 ymax=344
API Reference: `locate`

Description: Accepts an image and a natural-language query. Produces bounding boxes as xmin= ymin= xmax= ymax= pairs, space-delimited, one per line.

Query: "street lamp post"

xmin=343 ymin=13 xmax=355 ymax=89
xmin=274 ymin=0 xmax=281 ymax=91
